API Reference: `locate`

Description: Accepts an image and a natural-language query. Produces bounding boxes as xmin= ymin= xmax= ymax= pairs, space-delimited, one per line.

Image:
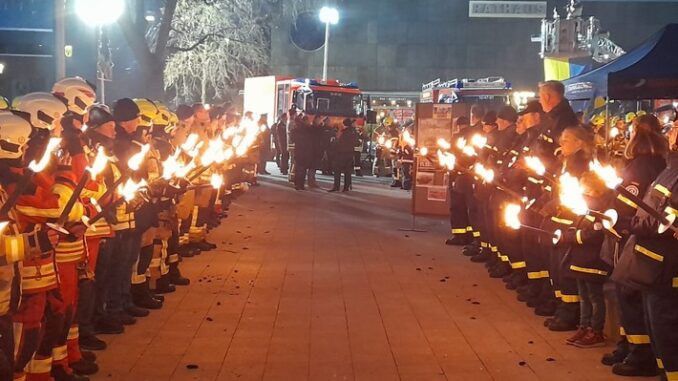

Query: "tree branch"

xmin=154 ymin=0 xmax=178 ymax=59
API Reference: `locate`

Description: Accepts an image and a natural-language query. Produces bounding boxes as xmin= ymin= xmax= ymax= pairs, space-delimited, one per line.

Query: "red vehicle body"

xmin=244 ymin=76 xmax=364 ymax=128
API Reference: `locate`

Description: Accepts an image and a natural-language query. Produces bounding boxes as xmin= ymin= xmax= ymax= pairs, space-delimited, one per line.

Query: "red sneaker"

xmin=574 ymin=328 xmax=606 ymax=348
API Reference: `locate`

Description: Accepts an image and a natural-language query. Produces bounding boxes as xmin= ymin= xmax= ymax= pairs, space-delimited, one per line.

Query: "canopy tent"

xmin=563 ymin=23 xmax=678 ymax=102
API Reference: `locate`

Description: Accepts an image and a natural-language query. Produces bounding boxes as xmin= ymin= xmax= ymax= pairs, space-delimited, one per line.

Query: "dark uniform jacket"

xmin=620 ymin=151 xmax=678 ymax=289
xmin=536 ymin=100 xmax=579 ymax=173
xmin=599 ymin=154 xmax=666 ymax=266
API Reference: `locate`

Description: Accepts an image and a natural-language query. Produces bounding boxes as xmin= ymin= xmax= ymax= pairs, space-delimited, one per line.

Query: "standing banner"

xmin=412 ymin=103 xmax=456 ymax=215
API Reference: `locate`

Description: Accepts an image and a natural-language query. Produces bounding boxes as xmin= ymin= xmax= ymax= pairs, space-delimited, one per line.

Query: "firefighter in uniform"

xmin=0 ymin=112 xmax=34 ymax=380
xmin=617 ymin=146 xmax=678 ymax=381
xmin=446 ymin=116 xmax=476 ymax=246
xmin=12 ymin=92 xmax=80 ymax=381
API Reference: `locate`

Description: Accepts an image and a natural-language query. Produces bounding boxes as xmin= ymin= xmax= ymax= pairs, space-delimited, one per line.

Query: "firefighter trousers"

xmin=13 ymin=288 xmax=67 ymax=381
xmin=643 ymin=287 xmax=678 ymax=380
xmin=616 ymin=284 xmax=654 ymax=365
xmin=55 ymin=262 xmax=82 ymax=365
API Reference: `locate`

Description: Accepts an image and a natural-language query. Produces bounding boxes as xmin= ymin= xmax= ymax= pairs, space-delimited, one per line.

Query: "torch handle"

xmin=187 ymin=165 xmax=211 ymax=182
xmin=98 ymin=176 xmax=126 ymax=206
xmin=87 ymin=196 xmax=126 ymax=226
xmin=56 ymin=173 xmax=90 ymax=226
xmin=616 ymin=185 xmax=671 ymax=225
xmin=0 ymin=170 xmax=34 ymax=219
xmin=520 ymin=224 xmax=558 ymax=238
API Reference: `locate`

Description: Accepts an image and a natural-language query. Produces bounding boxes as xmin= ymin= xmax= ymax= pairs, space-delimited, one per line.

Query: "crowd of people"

xmin=268 ymin=106 xmax=364 ymax=192
xmin=0 ymin=77 xmax=263 ymax=381
xmin=444 ymin=80 xmax=678 ymax=381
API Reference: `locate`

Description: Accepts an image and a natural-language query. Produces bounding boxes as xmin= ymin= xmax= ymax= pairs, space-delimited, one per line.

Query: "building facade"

xmin=270 ymin=0 xmax=678 ymax=92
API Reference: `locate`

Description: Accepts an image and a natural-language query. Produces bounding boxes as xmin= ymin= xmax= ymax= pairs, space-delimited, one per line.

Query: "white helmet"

xmin=52 ymin=76 xmax=97 ymax=115
xmin=0 ymin=111 xmax=33 ymax=159
xmin=12 ymin=92 xmax=68 ymax=130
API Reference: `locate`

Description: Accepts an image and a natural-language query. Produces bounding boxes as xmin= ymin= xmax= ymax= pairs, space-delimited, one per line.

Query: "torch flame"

xmin=201 ymin=138 xmax=225 ymax=166
xmin=474 ymin=163 xmax=495 ymax=183
xmin=524 ymin=156 xmax=546 ymax=176
xmin=437 ymin=138 xmax=451 ymax=150
xmin=609 ymin=127 xmax=620 ymax=139
xmin=504 ymin=203 xmax=522 ymax=230
xmin=210 ymin=173 xmax=223 ymax=189
xmin=161 ymin=151 xmax=182 ymax=180
xmin=181 ymin=133 xmax=199 ymax=153
xmin=87 ymin=147 xmax=109 ymax=177
xmin=385 ymin=140 xmax=393 ymax=149
xmin=456 ymin=137 xmax=467 ymax=150
xmin=462 ymin=145 xmax=477 ymax=157
xmin=559 ymin=172 xmax=589 ymax=215
xmin=471 ymin=134 xmax=487 ymax=149
xmin=377 ymin=134 xmax=386 ymax=146
xmin=403 ymin=130 xmax=416 ymax=146
xmin=419 ymin=147 xmax=429 ymax=156
xmin=589 ymin=160 xmax=622 ymax=190
xmin=0 ymin=221 xmax=8 ymax=235
xmin=128 ymin=144 xmax=150 ymax=171
xmin=28 ymin=137 xmax=61 ymax=172
xmin=221 ymin=127 xmax=237 ymax=140
xmin=118 ymin=178 xmax=147 ymax=202
xmin=175 ymin=160 xmax=196 ymax=178
xmin=437 ymin=150 xmax=456 ymax=170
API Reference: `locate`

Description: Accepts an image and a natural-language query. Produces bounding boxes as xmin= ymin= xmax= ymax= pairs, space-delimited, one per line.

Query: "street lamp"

xmin=75 ymin=0 xmax=125 ymax=104
xmin=319 ymin=6 xmax=339 ymax=82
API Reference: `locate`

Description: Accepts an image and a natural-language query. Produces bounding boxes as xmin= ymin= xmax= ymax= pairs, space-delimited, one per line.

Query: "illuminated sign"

xmin=469 ymin=1 xmax=547 ymax=18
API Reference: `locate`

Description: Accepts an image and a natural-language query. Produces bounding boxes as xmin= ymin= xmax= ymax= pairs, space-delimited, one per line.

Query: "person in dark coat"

xmin=601 ymin=115 xmax=668 ymax=376
xmin=307 ymin=116 xmax=325 ymax=188
xmin=537 ymin=80 xmax=579 ymax=172
xmin=257 ymin=114 xmax=271 ymax=175
xmin=291 ymin=115 xmax=313 ymax=190
xmin=274 ymin=113 xmax=289 ymax=174
xmin=330 ymin=119 xmax=359 ymax=192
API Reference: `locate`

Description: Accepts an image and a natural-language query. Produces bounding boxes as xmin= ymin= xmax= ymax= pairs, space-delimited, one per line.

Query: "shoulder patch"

xmin=625 ymin=184 xmax=640 ymax=197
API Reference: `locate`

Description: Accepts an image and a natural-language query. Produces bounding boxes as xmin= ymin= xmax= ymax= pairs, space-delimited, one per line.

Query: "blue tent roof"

xmin=563 ymin=24 xmax=678 ymax=101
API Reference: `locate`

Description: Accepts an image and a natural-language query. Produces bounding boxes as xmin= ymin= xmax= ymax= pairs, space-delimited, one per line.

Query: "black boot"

xmin=154 ymin=275 xmax=176 ymax=294
xmin=70 ymin=359 xmax=99 ymax=376
xmin=131 ymin=282 xmax=163 ymax=310
xmin=125 ymin=304 xmax=149 ymax=317
xmin=52 ymin=366 xmax=89 ymax=381
xmin=94 ymin=317 xmax=124 ymax=335
xmin=445 ymin=235 xmax=470 ymax=246
xmin=489 ymin=262 xmax=511 ymax=278
xmin=601 ymin=337 xmax=630 ymax=366
xmin=169 ymin=263 xmax=190 ymax=286
xmin=79 ymin=335 xmax=107 ymax=351
xmin=80 ymin=351 xmax=97 ymax=363
xmin=462 ymin=242 xmax=480 ymax=256
xmin=612 ymin=360 xmax=660 ymax=377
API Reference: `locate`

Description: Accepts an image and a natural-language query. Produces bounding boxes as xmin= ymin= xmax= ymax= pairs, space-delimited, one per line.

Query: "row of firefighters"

xmin=442 ymin=80 xmax=678 ymax=381
xmin=0 ymin=77 xmax=263 ymax=380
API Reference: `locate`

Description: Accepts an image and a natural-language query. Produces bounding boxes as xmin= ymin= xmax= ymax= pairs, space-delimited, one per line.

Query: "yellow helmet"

xmin=153 ymin=103 xmax=177 ymax=134
xmin=610 ymin=116 xmax=620 ymax=126
xmin=383 ymin=116 xmax=394 ymax=126
xmin=0 ymin=96 xmax=9 ymax=110
xmin=591 ymin=114 xmax=605 ymax=126
xmin=636 ymin=110 xmax=647 ymax=117
xmin=625 ymin=112 xmax=637 ymax=123
xmin=133 ymin=98 xmax=159 ymax=127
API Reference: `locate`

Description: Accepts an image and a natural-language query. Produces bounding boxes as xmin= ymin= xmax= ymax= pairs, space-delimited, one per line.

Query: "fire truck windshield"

xmin=296 ymin=90 xmax=362 ymax=117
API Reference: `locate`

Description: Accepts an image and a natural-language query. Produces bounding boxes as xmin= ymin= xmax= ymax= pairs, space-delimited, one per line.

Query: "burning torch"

xmin=590 ymin=160 xmax=678 ymax=235
xmin=47 ymin=146 xmax=110 ymax=234
xmin=504 ymin=203 xmax=562 ymax=244
xmin=0 ymin=137 xmax=62 ymax=219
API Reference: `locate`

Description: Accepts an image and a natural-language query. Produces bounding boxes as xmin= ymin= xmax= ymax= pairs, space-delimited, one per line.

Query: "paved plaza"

xmin=92 ymin=171 xmax=637 ymax=381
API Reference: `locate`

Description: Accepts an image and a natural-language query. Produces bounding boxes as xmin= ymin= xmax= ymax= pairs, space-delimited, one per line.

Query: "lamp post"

xmin=319 ymin=6 xmax=339 ymax=82
xmin=75 ymin=0 xmax=125 ymax=104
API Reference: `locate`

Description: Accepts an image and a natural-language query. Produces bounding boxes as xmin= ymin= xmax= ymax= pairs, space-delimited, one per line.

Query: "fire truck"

xmin=243 ymin=76 xmax=364 ymax=126
xmin=420 ymin=77 xmax=513 ymax=107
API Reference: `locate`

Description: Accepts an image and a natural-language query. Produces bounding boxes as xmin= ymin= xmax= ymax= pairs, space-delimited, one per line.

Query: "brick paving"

xmin=92 ymin=170 xmax=638 ymax=381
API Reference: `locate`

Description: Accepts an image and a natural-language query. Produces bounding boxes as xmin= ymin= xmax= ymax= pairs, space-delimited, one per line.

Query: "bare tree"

xmin=164 ymin=0 xmax=270 ymax=105
xmin=117 ymin=0 xmax=309 ymax=101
